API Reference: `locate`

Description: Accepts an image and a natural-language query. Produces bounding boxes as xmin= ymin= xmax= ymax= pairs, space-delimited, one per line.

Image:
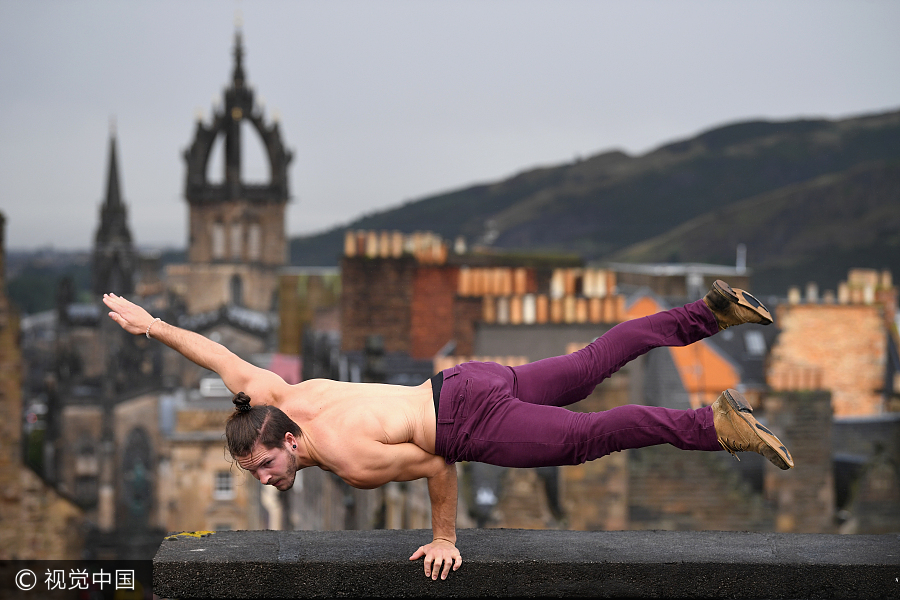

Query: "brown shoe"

xmin=712 ymin=389 xmax=794 ymax=470
xmin=703 ymin=280 xmax=773 ymax=331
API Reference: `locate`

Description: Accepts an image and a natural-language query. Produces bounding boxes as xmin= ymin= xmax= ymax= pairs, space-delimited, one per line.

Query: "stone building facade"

xmin=0 ymin=213 xmax=84 ymax=559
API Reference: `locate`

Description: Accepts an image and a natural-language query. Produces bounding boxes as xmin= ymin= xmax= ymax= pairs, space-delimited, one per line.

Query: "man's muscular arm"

xmin=348 ymin=441 xmax=461 ymax=579
xmin=410 ymin=461 xmax=461 ymax=580
xmin=102 ymin=293 xmax=285 ymax=404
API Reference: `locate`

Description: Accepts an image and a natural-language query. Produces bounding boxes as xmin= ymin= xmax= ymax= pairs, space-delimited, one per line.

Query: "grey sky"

xmin=1 ymin=0 xmax=898 ymax=251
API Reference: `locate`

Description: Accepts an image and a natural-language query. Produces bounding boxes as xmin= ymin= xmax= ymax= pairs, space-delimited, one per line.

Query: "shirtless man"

xmin=103 ymin=280 xmax=793 ymax=581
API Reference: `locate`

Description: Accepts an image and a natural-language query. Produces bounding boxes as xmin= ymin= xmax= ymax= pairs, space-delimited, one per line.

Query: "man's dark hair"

xmin=225 ymin=392 xmax=301 ymax=459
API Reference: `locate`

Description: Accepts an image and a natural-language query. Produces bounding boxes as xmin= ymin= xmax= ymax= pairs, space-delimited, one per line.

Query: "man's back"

xmin=273 ymin=378 xmax=440 ymax=487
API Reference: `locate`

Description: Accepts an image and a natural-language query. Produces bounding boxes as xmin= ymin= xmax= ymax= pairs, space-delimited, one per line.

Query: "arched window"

xmin=248 ymin=223 xmax=262 ymax=261
xmin=230 ymin=223 xmax=243 ymax=260
xmin=212 ymin=222 xmax=225 ymax=259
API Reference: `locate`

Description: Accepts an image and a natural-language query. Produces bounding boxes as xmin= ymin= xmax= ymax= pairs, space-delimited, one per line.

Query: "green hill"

xmin=609 ymin=160 xmax=900 ymax=296
xmin=290 ymin=108 xmax=900 ymax=295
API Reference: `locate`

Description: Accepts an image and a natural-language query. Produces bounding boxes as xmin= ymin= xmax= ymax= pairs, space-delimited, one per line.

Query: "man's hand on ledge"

xmin=409 ymin=538 xmax=462 ymax=580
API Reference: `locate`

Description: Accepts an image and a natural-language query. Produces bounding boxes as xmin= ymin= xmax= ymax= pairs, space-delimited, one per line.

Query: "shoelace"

xmin=718 ymin=438 xmax=746 ymax=461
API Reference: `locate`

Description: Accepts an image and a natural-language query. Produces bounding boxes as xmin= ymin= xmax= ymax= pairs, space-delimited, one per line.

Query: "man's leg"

xmin=510 ymin=298 xmax=718 ymax=407
xmin=463 ymin=397 xmax=721 ymax=468
xmin=455 ymin=287 xmax=791 ymax=469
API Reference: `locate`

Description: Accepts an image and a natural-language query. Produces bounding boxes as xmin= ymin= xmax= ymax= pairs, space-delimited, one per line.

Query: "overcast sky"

xmin=1 ymin=0 xmax=898 ymax=251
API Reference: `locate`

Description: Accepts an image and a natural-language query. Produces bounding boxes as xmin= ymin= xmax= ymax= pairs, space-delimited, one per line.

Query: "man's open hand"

xmin=103 ymin=293 xmax=154 ymax=336
xmin=409 ymin=538 xmax=461 ymax=580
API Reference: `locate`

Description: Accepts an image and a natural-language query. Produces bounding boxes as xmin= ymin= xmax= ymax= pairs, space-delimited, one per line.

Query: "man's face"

xmin=237 ymin=440 xmax=298 ymax=491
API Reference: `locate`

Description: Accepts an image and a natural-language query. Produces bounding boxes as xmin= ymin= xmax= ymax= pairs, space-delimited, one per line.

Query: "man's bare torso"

xmin=270 ymin=377 xmax=441 ymax=488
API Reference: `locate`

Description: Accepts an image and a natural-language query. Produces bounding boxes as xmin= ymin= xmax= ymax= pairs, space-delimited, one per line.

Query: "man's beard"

xmin=280 ymin=452 xmax=299 ymax=490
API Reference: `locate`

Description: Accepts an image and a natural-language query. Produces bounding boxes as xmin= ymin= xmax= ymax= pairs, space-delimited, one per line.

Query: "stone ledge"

xmin=153 ymin=529 xmax=900 ymax=598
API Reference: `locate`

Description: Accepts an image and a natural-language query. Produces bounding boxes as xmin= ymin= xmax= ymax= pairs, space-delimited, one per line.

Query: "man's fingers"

xmin=440 ymin=557 xmax=453 ymax=580
xmin=409 ymin=546 xmax=425 ymax=560
xmin=411 ymin=544 xmax=462 ymax=579
xmin=431 ymin=556 xmax=444 ymax=580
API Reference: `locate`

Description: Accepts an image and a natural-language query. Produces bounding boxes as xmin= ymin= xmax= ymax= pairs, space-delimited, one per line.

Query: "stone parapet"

xmin=153 ymin=529 xmax=900 ymax=598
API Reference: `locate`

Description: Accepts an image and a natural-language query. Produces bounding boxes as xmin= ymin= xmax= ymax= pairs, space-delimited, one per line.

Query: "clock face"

xmin=231 ymin=107 xmax=243 ymax=121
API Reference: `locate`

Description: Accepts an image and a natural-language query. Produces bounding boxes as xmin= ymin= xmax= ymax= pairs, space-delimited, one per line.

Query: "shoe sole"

xmin=723 ymin=389 xmax=794 ymax=469
xmin=712 ymin=280 xmax=773 ymax=325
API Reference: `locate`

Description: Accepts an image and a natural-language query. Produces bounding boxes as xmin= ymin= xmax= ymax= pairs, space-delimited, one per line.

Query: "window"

xmin=230 ymin=274 xmax=243 ymax=307
xmin=211 ymin=223 xmax=225 ymax=259
xmin=744 ymin=330 xmax=767 ymax=357
xmin=214 ymin=471 xmax=234 ymax=500
xmin=230 ymin=223 xmax=243 ymax=259
xmin=248 ymin=223 xmax=261 ymax=261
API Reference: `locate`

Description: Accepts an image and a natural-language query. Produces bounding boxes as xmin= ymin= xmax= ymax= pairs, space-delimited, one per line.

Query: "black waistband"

xmin=430 ymin=371 xmax=443 ymax=419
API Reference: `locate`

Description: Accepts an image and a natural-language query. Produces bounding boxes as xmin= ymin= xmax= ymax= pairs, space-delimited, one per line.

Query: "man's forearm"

xmin=427 ymin=461 xmax=458 ymax=543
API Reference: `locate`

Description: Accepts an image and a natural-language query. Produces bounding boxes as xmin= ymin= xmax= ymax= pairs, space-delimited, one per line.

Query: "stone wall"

xmin=57 ymin=405 xmax=103 ymax=506
xmin=166 ymin=263 xmax=280 ymax=314
xmin=764 ymin=391 xmax=836 ymax=533
xmin=0 ymin=213 xmax=84 ymax=559
xmin=161 ymin=393 xmax=257 ymax=532
xmin=188 ymin=201 xmax=286 ymax=267
xmin=160 ymin=439 xmax=260 ymax=532
xmin=628 ymin=447 xmax=775 ymax=532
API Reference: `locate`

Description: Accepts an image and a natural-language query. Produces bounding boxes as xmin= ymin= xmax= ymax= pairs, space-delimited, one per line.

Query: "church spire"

xmin=104 ymin=122 xmax=123 ymax=209
xmin=93 ymin=124 xmax=135 ymax=296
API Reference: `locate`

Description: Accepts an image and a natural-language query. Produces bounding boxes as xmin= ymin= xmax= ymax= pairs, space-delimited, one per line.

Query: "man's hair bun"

xmin=233 ymin=391 xmax=252 ymax=413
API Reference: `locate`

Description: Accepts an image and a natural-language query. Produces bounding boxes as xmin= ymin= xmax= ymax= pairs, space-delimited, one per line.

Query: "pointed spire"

xmin=232 ymin=28 xmax=245 ymax=89
xmin=105 ymin=122 xmax=122 ymax=209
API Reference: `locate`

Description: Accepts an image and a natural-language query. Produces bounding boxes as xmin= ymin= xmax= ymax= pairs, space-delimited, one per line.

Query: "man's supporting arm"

xmin=409 ymin=461 xmax=462 ymax=580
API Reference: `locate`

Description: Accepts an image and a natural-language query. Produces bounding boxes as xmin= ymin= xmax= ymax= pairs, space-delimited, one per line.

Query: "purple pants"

xmin=434 ymin=299 xmax=723 ymax=467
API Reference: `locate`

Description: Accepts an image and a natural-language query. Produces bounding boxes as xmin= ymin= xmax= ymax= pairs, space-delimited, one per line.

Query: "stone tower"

xmin=92 ymin=129 xmax=136 ymax=297
xmin=178 ymin=29 xmax=292 ymax=314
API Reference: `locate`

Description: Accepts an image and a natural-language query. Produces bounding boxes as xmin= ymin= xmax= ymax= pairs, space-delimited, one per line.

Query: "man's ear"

xmin=284 ymin=431 xmax=297 ymax=449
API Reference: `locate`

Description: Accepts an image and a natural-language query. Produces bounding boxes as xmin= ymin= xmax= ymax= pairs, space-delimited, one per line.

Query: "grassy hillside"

xmin=290 ymin=108 xmax=900 ymax=294
xmin=609 ymin=160 xmax=900 ymax=296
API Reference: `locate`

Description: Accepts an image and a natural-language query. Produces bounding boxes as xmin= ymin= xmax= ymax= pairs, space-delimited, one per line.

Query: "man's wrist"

xmin=432 ymin=536 xmax=456 ymax=545
xmin=146 ymin=317 xmax=162 ymax=339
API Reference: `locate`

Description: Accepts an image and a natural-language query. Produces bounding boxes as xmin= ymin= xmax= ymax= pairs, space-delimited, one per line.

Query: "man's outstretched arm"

xmin=409 ymin=461 xmax=461 ymax=580
xmin=102 ymin=293 xmax=285 ymax=403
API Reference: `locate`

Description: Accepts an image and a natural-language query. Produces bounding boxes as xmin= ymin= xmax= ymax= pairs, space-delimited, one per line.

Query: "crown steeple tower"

xmin=177 ymin=29 xmax=293 ymax=314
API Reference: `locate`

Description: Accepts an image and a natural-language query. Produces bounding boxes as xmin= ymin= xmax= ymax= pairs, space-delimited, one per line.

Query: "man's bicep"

xmin=218 ymin=354 xmax=285 ymax=404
